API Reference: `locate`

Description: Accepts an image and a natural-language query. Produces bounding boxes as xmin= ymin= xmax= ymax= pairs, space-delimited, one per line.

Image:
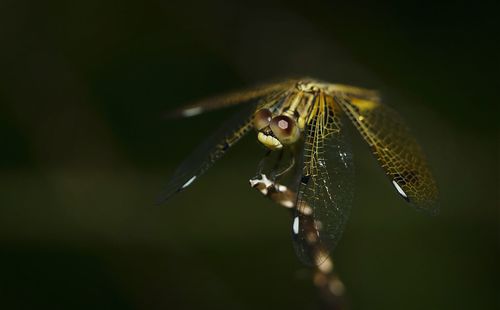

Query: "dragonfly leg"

xmin=273 ymin=155 xmax=295 ymax=179
xmin=256 ymin=150 xmax=273 ymax=175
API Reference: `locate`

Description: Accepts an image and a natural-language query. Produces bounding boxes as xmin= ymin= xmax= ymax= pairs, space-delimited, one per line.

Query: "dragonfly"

xmin=159 ymin=77 xmax=438 ymax=268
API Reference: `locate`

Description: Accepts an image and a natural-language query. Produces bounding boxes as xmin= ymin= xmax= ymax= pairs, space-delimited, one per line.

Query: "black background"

xmin=0 ymin=0 xmax=497 ymax=309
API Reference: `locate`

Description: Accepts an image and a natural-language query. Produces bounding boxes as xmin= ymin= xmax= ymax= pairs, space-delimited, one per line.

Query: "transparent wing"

xmin=157 ymin=103 xmax=256 ymax=204
xmin=324 ymin=83 xmax=380 ymax=102
xmin=293 ymin=93 xmax=355 ymax=266
xmin=335 ymin=95 xmax=438 ymax=212
xmin=165 ymin=79 xmax=297 ymax=118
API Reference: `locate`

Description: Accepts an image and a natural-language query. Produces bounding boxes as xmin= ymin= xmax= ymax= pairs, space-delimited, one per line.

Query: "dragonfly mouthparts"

xmin=257 ymin=132 xmax=283 ymax=150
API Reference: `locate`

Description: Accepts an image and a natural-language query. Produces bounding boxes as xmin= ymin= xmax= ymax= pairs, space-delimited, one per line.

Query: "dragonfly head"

xmin=253 ymin=108 xmax=300 ymax=150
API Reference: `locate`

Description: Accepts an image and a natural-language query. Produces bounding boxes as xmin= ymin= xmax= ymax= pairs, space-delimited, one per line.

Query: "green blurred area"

xmin=0 ymin=0 xmax=497 ymax=309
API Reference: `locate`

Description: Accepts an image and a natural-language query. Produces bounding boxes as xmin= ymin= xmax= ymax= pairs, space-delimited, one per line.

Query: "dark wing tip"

xmin=156 ymin=174 xmax=199 ymax=206
xmin=391 ymin=178 xmax=439 ymax=215
xmin=155 ymin=187 xmax=177 ymax=206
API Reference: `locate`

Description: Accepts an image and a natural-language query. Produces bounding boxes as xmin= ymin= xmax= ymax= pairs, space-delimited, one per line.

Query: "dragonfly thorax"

xmin=296 ymin=80 xmax=320 ymax=93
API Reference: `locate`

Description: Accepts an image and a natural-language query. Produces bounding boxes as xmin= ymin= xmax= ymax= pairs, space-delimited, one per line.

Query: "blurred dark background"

xmin=0 ymin=0 xmax=497 ymax=309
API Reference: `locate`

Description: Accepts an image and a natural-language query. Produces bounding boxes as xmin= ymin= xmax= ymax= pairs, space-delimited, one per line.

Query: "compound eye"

xmin=270 ymin=115 xmax=300 ymax=144
xmin=253 ymin=109 xmax=273 ymax=130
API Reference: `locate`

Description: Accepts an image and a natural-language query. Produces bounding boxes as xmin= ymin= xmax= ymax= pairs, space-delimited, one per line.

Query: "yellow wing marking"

xmin=350 ymin=98 xmax=377 ymax=112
